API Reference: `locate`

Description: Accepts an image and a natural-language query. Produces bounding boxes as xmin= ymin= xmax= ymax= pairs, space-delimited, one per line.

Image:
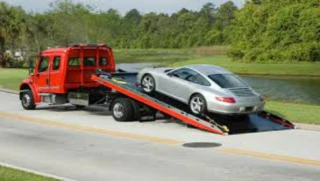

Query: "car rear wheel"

xmin=141 ymin=74 xmax=156 ymax=94
xmin=21 ymin=90 xmax=36 ymax=110
xmin=189 ymin=94 xmax=206 ymax=115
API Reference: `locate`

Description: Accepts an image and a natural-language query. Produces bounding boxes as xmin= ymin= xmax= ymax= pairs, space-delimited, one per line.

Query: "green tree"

xmin=0 ymin=2 xmax=26 ymax=67
xmin=229 ymin=0 xmax=320 ymax=62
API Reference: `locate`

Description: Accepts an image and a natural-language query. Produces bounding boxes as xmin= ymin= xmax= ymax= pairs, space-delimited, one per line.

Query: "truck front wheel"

xmin=111 ymin=98 xmax=134 ymax=122
xmin=21 ymin=90 xmax=36 ymax=110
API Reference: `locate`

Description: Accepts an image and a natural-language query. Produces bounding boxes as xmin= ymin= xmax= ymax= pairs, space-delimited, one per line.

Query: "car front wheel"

xmin=189 ymin=94 xmax=206 ymax=115
xmin=141 ymin=74 xmax=156 ymax=94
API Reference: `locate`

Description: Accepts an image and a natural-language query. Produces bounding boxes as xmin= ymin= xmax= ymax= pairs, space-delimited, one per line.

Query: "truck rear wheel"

xmin=74 ymin=105 xmax=86 ymax=109
xmin=21 ymin=90 xmax=36 ymax=110
xmin=111 ymin=98 xmax=134 ymax=122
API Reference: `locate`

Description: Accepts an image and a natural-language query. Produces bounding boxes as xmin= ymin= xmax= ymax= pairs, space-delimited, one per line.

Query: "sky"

xmin=3 ymin=0 xmax=246 ymax=14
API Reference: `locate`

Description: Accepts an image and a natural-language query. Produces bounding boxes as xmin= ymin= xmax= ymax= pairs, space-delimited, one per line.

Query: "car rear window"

xmin=208 ymin=74 xmax=248 ymax=88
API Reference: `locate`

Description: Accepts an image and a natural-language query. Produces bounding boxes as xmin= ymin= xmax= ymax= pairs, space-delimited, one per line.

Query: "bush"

xmin=0 ymin=51 xmax=26 ymax=68
xmin=228 ymin=47 xmax=245 ymax=60
xmin=229 ymin=1 xmax=320 ymax=62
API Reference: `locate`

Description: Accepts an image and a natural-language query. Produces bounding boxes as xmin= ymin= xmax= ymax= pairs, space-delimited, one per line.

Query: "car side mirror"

xmin=167 ymin=73 xmax=173 ymax=77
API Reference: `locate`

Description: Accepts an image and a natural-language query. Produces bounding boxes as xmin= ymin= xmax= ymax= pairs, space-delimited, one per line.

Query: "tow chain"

xmin=204 ymin=115 xmax=230 ymax=133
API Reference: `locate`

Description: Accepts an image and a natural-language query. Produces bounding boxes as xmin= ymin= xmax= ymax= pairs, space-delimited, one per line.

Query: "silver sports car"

xmin=137 ymin=64 xmax=265 ymax=115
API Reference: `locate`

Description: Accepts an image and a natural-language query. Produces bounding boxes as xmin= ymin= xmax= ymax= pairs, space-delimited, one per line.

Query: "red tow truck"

xmin=20 ymin=44 xmax=295 ymax=135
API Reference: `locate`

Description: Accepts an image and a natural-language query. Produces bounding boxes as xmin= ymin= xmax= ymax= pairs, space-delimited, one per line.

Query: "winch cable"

xmin=204 ymin=114 xmax=230 ymax=133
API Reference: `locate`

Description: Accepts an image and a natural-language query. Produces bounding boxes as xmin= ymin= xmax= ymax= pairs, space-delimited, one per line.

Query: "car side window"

xmin=38 ymin=56 xmax=49 ymax=72
xmin=189 ymin=74 xmax=211 ymax=86
xmin=171 ymin=68 xmax=210 ymax=86
xmin=53 ymin=56 xmax=61 ymax=71
xmin=171 ymin=68 xmax=195 ymax=80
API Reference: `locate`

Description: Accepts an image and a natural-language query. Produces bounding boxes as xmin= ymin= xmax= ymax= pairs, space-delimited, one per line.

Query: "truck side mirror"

xmin=28 ymin=58 xmax=35 ymax=75
xmin=29 ymin=67 xmax=34 ymax=75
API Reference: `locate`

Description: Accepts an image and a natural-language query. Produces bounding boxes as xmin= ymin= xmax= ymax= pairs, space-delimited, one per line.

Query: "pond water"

xmin=117 ymin=63 xmax=320 ymax=105
xmin=241 ymin=76 xmax=320 ymax=105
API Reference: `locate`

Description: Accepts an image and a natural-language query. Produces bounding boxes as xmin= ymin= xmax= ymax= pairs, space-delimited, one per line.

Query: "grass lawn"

xmin=0 ymin=68 xmax=28 ymax=90
xmin=265 ymin=101 xmax=320 ymax=125
xmin=0 ymin=165 xmax=58 ymax=181
xmin=171 ymin=55 xmax=320 ymax=77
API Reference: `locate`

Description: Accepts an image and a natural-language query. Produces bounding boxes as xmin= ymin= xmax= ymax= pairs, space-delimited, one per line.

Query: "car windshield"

xmin=208 ymin=74 xmax=248 ymax=88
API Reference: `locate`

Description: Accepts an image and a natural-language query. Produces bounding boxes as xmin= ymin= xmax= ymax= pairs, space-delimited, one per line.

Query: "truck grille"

xmin=229 ymin=88 xmax=255 ymax=97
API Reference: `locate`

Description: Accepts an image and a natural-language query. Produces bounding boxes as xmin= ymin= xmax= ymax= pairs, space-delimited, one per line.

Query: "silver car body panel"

xmin=137 ymin=65 xmax=265 ymax=114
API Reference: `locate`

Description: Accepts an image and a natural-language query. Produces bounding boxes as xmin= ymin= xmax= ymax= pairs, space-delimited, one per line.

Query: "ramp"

xmin=92 ymin=73 xmax=295 ymax=135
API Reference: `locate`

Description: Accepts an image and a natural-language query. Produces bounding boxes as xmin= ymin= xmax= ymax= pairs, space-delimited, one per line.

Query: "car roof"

xmin=184 ymin=64 xmax=232 ymax=76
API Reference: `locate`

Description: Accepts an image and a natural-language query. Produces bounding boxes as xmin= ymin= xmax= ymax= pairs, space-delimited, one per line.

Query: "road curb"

xmin=0 ymin=162 xmax=76 ymax=181
xmin=0 ymin=88 xmax=19 ymax=95
xmin=0 ymin=89 xmax=319 ymax=133
xmin=295 ymin=123 xmax=320 ymax=132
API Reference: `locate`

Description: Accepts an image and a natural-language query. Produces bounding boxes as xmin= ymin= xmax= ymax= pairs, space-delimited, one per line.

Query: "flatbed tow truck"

xmin=20 ymin=44 xmax=295 ymax=135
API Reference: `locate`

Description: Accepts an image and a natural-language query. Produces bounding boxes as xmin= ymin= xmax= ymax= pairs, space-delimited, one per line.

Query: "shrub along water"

xmin=229 ymin=0 xmax=320 ymax=62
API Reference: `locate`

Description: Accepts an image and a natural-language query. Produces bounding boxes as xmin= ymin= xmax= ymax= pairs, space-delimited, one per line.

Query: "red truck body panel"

xmin=20 ymin=44 xmax=116 ymax=104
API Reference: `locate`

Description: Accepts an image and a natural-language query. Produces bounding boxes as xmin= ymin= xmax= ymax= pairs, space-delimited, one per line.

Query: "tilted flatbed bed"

xmin=92 ymin=72 xmax=295 ymax=135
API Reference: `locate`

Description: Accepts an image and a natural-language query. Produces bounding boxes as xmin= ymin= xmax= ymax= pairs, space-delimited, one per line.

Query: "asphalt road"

xmin=0 ymin=91 xmax=320 ymax=181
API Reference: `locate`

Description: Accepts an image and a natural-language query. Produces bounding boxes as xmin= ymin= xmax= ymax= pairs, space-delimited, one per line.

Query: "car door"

xmin=160 ymin=68 xmax=196 ymax=103
xmin=32 ymin=56 xmax=51 ymax=93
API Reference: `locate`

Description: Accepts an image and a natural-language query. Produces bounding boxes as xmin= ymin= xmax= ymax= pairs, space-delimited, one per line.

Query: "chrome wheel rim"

xmin=22 ymin=93 xmax=31 ymax=107
xmin=142 ymin=76 xmax=154 ymax=93
xmin=190 ymin=96 xmax=204 ymax=114
xmin=113 ymin=103 xmax=124 ymax=119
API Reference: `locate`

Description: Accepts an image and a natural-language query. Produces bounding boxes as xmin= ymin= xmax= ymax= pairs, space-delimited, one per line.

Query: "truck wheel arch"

xmin=20 ymin=83 xmax=40 ymax=103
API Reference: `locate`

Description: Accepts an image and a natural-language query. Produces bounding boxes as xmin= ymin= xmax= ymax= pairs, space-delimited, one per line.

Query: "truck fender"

xmin=19 ymin=81 xmax=41 ymax=104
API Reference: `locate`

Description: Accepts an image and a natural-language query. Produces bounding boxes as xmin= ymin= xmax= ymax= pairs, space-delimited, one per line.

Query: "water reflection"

xmin=242 ymin=76 xmax=320 ymax=105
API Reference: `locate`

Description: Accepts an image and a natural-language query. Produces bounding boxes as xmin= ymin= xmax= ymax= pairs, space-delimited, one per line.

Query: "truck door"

xmin=32 ymin=56 xmax=51 ymax=93
xmin=49 ymin=56 xmax=62 ymax=92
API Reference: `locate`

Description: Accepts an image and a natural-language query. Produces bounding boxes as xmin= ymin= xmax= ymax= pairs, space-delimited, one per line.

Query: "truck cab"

xmin=20 ymin=44 xmax=116 ymax=110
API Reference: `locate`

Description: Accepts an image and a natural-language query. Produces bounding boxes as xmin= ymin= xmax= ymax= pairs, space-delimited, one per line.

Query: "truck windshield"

xmin=208 ymin=74 xmax=248 ymax=88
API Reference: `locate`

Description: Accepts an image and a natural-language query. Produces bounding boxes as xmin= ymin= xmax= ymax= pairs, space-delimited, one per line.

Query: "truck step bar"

xmin=92 ymin=74 xmax=295 ymax=135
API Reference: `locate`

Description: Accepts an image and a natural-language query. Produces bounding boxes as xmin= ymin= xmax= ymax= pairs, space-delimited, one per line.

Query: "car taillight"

xmin=216 ymin=97 xmax=236 ymax=104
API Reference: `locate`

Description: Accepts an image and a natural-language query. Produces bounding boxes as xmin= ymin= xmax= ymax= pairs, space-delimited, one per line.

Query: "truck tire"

xmin=111 ymin=98 xmax=134 ymax=122
xmin=129 ymin=100 xmax=141 ymax=121
xmin=21 ymin=90 xmax=36 ymax=110
xmin=74 ymin=105 xmax=86 ymax=109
